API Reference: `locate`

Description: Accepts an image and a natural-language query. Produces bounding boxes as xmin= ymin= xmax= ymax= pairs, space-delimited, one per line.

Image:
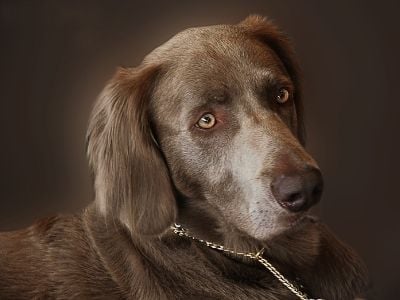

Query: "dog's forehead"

xmin=149 ymin=24 xmax=291 ymax=127
xmin=151 ymin=25 xmax=287 ymax=89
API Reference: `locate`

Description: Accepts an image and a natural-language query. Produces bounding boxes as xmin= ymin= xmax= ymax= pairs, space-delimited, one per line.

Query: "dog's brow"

xmin=186 ymin=90 xmax=232 ymax=117
xmin=258 ymin=68 xmax=291 ymax=84
xmin=259 ymin=69 xmax=276 ymax=81
xmin=257 ymin=69 xmax=293 ymax=90
xmin=198 ymin=89 xmax=231 ymax=106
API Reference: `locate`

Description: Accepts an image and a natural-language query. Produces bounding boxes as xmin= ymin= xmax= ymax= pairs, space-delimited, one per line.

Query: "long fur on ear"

xmin=86 ymin=65 xmax=176 ymax=235
xmin=239 ymin=15 xmax=306 ymax=144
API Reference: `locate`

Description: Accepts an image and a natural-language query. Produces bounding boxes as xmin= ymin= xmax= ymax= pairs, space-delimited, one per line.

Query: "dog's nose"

xmin=271 ymin=167 xmax=323 ymax=212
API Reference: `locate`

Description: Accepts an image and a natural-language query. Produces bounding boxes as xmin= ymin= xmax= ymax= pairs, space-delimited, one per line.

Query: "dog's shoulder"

xmin=0 ymin=214 xmax=122 ymax=299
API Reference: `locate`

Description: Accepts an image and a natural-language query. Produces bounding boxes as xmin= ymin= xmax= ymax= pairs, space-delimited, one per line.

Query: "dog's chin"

xmin=248 ymin=212 xmax=311 ymax=242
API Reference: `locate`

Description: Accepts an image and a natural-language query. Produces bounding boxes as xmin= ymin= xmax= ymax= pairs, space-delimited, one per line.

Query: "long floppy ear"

xmin=86 ymin=64 xmax=176 ymax=235
xmin=239 ymin=15 xmax=305 ymax=145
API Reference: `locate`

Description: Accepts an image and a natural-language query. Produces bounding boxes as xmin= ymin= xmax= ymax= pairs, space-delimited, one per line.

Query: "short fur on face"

xmin=0 ymin=15 xmax=370 ymax=300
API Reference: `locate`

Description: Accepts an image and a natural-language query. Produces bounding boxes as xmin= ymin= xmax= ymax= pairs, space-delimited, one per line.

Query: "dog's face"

xmin=86 ymin=15 xmax=323 ymax=241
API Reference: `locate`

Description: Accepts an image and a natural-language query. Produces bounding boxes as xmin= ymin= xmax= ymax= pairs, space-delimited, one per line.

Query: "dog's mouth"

xmin=265 ymin=211 xmax=310 ymax=238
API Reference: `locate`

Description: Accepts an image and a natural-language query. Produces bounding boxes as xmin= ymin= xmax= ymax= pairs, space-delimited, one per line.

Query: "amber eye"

xmin=276 ymin=88 xmax=290 ymax=104
xmin=196 ymin=113 xmax=216 ymax=129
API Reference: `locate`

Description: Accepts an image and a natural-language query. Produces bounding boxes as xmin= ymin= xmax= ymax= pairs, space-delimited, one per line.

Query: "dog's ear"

xmin=86 ymin=64 xmax=176 ymax=236
xmin=239 ymin=15 xmax=305 ymax=144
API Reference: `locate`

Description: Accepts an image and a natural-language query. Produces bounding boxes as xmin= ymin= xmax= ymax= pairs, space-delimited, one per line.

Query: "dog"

xmin=0 ymin=15 xmax=369 ymax=299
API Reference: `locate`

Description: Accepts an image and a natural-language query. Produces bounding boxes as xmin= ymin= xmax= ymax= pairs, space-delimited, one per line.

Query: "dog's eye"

xmin=276 ymin=88 xmax=290 ymax=104
xmin=196 ymin=113 xmax=216 ymax=129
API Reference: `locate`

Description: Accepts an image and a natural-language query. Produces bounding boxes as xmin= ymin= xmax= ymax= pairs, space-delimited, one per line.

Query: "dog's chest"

xmin=151 ymin=267 xmax=298 ymax=300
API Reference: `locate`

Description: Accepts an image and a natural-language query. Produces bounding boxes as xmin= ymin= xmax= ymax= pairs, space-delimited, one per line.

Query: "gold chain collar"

xmin=171 ymin=223 xmax=324 ymax=300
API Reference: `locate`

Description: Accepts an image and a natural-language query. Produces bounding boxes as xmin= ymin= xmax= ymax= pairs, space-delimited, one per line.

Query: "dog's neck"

xmin=175 ymin=197 xmax=321 ymax=270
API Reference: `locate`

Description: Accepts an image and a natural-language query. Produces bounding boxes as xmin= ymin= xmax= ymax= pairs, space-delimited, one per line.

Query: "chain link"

xmin=171 ymin=223 xmax=314 ymax=300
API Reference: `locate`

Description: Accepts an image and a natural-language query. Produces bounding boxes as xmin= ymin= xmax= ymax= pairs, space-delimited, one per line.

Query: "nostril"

xmin=284 ymin=192 xmax=307 ymax=212
xmin=287 ymin=192 xmax=302 ymax=203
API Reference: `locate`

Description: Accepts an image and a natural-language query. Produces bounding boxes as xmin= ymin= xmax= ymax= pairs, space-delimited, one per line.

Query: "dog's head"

xmin=86 ymin=15 xmax=323 ymax=241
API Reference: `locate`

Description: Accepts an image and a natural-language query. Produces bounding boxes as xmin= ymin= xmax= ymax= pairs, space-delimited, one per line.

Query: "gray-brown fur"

xmin=0 ymin=15 xmax=369 ymax=299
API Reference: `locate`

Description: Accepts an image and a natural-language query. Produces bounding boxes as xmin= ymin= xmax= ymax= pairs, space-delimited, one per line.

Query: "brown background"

xmin=1 ymin=0 xmax=399 ymax=298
